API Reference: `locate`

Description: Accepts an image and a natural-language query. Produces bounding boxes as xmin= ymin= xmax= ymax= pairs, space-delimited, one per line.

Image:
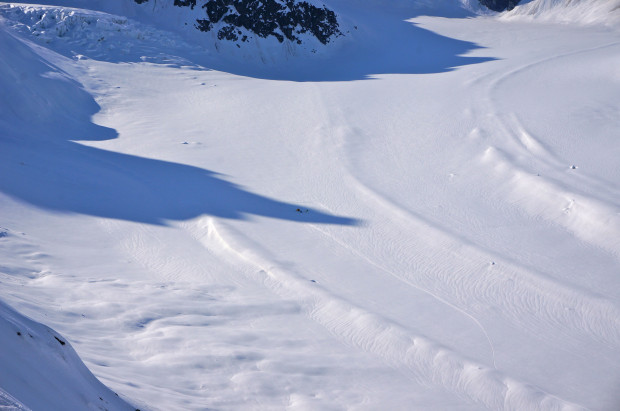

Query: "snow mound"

xmin=0 ymin=298 xmax=134 ymax=411
xmin=502 ymin=0 xmax=620 ymax=26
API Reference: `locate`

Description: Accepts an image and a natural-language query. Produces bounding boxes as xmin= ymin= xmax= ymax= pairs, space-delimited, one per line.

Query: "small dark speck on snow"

xmin=54 ymin=336 xmax=66 ymax=346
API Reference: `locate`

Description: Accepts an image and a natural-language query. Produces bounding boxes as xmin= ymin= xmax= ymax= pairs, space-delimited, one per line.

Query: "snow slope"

xmin=0 ymin=298 xmax=135 ymax=411
xmin=1 ymin=0 xmax=620 ymax=410
xmin=504 ymin=0 xmax=620 ymax=26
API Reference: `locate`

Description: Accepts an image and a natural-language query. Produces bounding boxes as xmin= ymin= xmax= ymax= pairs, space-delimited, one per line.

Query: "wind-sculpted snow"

xmin=1 ymin=1 xmax=620 ymax=410
xmin=204 ymin=219 xmax=588 ymax=410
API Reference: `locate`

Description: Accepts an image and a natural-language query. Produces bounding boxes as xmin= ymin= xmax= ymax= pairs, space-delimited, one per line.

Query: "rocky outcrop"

xmin=174 ymin=0 xmax=197 ymax=8
xmin=479 ymin=0 xmax=521 ymax=11
xmin=134 ymin=0 xmax=342 ymax=45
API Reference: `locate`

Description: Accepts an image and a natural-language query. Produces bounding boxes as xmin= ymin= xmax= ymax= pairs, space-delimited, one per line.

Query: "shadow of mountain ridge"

xmin=0 ymin=1 xmax=497 ymax=82
xmin=199 ymin=3 xmax=497 ymax=82
xmin=0 ymin=28 xmax=358 ymax=226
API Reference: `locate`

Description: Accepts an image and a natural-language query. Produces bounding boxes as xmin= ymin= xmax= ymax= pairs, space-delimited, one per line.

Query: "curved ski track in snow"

xmin=318 ymin=36 xmax=620 ymax=352
xmin=197 ymin=218 xmax=585 ymax=411
xmin=482 ymin=41 xmax=620 ymax=258
xmin=331 ymin=162 xmax=620 ymax=350
xmin=322 ymin=124 xmax=620 ymax=355
xmin=2 ymin=2 xmax=620 ymax=410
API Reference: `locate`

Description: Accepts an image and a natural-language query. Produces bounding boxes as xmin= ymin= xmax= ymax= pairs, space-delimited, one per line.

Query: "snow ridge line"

xmin=338 ymin=165 xmax=620 ymax=349
xmin=481 ymin=42 xmax=620 ymax=257
xmin=194 ymin=217 xmax=586 ymax=411
xmin=329 ymin=105 xmax=620 ymax=349
xmin=486 ymin=40 xmax=620 ymax=205
xmin=309 ymin=222 xmax=499 ymax=370
xmin=481 ymin=146 xmax=620 ymax=258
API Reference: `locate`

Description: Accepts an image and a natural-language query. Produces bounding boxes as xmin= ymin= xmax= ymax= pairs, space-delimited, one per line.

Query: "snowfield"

xmin=1 ymin=0 xmax=619 ymax=410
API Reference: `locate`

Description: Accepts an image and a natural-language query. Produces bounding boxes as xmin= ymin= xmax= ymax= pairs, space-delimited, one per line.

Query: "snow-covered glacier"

xmin=1 ymin=0 xmax=619 ymax=409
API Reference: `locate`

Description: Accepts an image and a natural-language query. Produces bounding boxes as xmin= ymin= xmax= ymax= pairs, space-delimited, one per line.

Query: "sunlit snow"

xmin=1 ymin=0 xmax=619 ymax=410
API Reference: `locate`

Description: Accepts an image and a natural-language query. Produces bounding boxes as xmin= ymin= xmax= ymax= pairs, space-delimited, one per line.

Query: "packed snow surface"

xmin=1 ymin=0 xmax=619 ymax=410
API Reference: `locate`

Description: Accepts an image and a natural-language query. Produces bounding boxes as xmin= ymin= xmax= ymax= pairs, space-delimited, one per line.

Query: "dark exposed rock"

xmin=174 ymin=0 xmax=197 ymax=9
xmin=479 ymin=0 xmax=521 ymax=12
xmin=134 ymin=0 xmax=342 ymax=45
xmin=217 ymin=25 xmax=239 ymax=41
xmin=135 ymin=0 xmax=196 ymax=5
xmin=198 ymin=0 xmax=341 ymax=45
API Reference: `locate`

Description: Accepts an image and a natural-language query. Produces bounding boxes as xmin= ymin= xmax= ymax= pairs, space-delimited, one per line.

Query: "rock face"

xmin=479 ymin=0 xmax=521 ymax=11
xmin=134 ymin=0 xmax=342 ymax=45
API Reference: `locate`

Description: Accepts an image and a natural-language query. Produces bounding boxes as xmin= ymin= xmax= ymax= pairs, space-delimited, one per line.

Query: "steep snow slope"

xmin=504 ymin=0 xmax=620 ymax=25
xmin=1 ymin=1 xmax=620 ymax=410
xmin=0 ymin=298 xmax=135 ymax=411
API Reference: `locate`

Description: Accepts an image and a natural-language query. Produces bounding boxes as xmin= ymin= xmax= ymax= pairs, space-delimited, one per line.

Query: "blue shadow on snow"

xmin=0 ymin=30 xmax=358 ymax=226
xmin=0 ymin=2 xmax=496 ymax=82
xmin=202 ymin=5 xmax=497 ymax=82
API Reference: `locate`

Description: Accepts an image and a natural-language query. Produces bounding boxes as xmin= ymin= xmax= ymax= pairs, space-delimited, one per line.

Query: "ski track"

xmin=194 ymin=217 xmax=586 ymax=411
xmin=480 ymin=145 xmax=620 ymax=258
xmin=467 ymin=38 xmax=620 ymax=193
xmin=334 ymin=155 xmax=620 ymax=350
xmin=319 ymin=104 xmax=620 ymax=353
xmin=480 ymin=41 xmax=620 ymax=257
xmin=303 ymin=32 xmax=620 ymax=355
xmin=78 ymin=27 xmax=620 ymax=410
xmin=2 ymin=2 xmax=620 ymax=410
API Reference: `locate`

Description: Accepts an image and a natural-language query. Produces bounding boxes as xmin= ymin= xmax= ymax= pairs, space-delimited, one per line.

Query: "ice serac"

xmin=479 ymin=0 xmax=521 ymax=11
xmin=134 ymin=0 xmax=342 ymax=45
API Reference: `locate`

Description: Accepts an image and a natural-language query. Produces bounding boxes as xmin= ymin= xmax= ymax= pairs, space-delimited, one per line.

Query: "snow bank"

xmin=0 ymin=297 xmax=134 ymax=411
xmin=502 ymin=0 xmax=620 ymax=26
